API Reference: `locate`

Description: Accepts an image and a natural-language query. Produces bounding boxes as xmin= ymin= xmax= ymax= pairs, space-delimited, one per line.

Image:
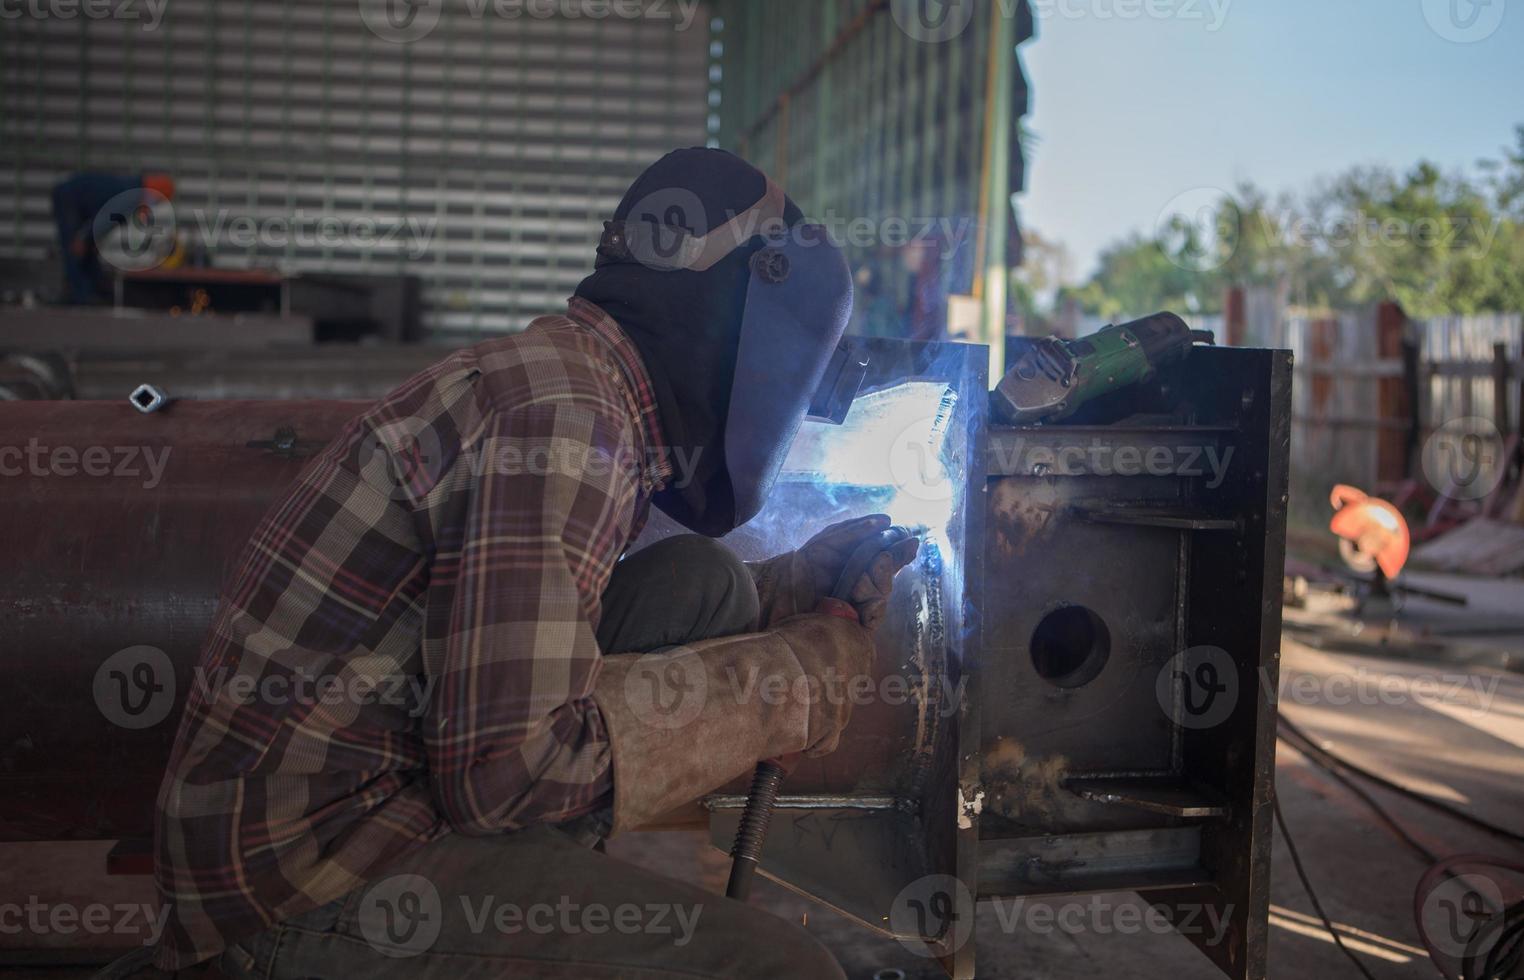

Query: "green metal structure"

xmin=714 ymin=0 xmax=1034 ymax=375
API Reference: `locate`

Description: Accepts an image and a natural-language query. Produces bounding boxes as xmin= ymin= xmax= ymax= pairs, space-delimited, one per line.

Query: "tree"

xmin=1056 ymin=123 xmax=1524 ymax=320
xmin=1065 ymin=232 xmax=1209 ymax=320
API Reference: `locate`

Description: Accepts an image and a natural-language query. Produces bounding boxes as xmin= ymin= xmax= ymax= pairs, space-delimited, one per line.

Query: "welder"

xmin=98 ymin=150 xmax=918 ymax=980
xmin=51 ymin=171 xmax=179 ymax=304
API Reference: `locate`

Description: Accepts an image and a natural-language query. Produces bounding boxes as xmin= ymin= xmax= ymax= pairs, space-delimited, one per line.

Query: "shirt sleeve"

xmin=421 ymin=401 xmax=639 ymax=836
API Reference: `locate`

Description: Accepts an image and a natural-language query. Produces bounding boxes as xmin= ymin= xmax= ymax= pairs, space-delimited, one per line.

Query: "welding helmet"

xmin=581 ymin=151 xmax=853 ymax=535
xmin=723 ymin=220 xmax=854 ymax=527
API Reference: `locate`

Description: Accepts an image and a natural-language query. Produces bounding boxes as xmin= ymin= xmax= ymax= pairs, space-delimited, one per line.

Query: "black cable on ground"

xmin=1471 ymin=902 xmax=1524 ymax=980
xmin=1412 ymin=855 xmax=1524 ymax=980
xmin=1279 ymin=715 xmax=1524 ymax=846
xmin=1273 ymin=793 xmax=1382 ymax=979
xmin=1280 ymin=712 xmax=1524 ymax=978
xmin=1277 ymin=723 xmax=1439 ymax=865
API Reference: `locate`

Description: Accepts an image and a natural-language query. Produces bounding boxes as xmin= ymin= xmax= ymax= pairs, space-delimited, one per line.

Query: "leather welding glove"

xmin=590 ymin=612 xmax=873 ymax=835
xmin=844 ymin=536 xmax=921 ymax=631
xmin=750 ymin=514 xmax=921 ymax=629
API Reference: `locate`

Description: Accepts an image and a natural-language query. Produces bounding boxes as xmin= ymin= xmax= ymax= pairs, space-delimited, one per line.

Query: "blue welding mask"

xmin=578 ymin=151 xmax=853 ymax=535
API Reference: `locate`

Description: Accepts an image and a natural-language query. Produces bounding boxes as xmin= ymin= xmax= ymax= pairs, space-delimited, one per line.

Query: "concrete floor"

xmin=4 ymin=616 xmax=1521 ymax=979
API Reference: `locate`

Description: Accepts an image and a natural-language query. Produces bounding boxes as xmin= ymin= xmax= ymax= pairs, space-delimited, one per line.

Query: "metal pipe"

xmin=69 ymin=347 xmax=448 ymax=401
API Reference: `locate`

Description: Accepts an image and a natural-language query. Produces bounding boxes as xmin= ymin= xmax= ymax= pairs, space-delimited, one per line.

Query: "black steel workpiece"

xmin=978 ymin=345 xmax=1292 ymax=980
xmin=699 ymin=339 xmax=1290 ymax=979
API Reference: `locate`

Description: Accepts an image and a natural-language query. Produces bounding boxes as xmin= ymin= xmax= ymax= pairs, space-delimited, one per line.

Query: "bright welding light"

xmin=781 ymin=381 xmax=959 ymax=530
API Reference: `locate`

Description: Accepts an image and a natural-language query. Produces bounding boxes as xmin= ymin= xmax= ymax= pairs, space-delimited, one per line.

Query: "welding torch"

xmin=725 ymin=523 xmax=916 ymax=901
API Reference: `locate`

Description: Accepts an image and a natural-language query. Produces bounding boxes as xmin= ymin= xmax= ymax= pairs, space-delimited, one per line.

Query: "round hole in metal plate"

xmin=1030 ymin=605 xmax=1112 ymax=689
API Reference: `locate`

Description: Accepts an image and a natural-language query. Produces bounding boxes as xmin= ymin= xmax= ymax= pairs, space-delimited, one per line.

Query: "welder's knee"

xmin=598 ymin=534 xmax=760 ymax=654
xmin=646 ymin=533 xmax=757 ymax=626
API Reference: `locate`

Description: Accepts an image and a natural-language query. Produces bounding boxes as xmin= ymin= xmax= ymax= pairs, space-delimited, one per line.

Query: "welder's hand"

xmin=840 ymin=535 xmax=920 ymax=631
xmin=750 ymin=514 xmax=897 ymax=627
xmin=772 ymin=613 xmax=877 ymax=758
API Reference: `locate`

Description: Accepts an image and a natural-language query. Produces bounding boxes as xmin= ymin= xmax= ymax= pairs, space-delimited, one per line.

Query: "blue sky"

xmin=1017 ymin=0 xmax=1524 ymax=279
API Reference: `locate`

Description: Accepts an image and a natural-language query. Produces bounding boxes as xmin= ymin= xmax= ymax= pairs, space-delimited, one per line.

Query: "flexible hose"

xmin=725 ymin=761 xmax=786 ymax=901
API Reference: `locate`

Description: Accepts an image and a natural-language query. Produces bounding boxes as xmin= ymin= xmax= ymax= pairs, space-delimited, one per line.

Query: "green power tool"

xmin=991 ymin=312 xmax=1215 ymax=425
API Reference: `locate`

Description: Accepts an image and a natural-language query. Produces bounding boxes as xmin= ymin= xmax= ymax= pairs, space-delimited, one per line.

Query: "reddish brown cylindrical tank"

xmin=0 ymin=398 xmax=959 ymax=843
xmin=0 ymin=400 xmax=366 ymax=841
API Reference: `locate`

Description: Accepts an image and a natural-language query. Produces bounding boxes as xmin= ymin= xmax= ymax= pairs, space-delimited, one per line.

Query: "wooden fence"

xmin=1225 ymin=287 xmax=1523 ymax=513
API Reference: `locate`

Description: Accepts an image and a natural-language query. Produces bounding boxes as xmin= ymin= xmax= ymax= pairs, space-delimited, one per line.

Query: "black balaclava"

xmin=575 ymin=148 xmax=805 ymax=536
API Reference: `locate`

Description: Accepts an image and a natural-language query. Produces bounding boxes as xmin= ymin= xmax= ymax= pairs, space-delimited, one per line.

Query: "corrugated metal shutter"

xmin=0 ymin=0 xmax=713 ymax=337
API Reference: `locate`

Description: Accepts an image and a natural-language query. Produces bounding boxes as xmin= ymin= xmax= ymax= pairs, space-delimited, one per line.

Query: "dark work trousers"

xmin=203 ymin=534 xmax=846 ymax=980
xmin=52 ymin=173 xmax=141 ymax=304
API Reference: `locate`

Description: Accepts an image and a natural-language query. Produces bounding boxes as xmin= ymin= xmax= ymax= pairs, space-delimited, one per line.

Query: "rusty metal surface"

xmin=0 ymin=307 xmax=315 ymax=351
xmin=68 ymin=347 xmax=451 ymax=401
xmin=0 ymin=400 xmax=366 ymax=841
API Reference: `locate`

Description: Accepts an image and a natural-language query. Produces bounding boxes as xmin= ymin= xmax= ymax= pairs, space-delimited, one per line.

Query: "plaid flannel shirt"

xmin=152 ymin=300 xmax=671 ymax=969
